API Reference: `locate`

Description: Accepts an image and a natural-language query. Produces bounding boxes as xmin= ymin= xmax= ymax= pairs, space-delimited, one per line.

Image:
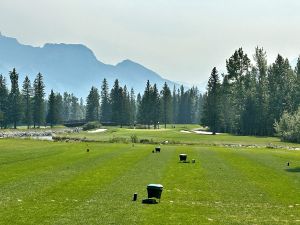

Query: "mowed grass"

xmin=58 ymin=124 xmax=300 ymax=148
xmin=1 ymin=138 xmax=300 ymax=225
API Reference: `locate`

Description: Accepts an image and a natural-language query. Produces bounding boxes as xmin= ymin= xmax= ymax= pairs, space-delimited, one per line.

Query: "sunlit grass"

xmin=1 ymin=138 xmax=300 ymax=224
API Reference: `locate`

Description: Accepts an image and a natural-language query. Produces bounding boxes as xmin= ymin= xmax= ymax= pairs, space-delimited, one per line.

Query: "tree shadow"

xmin=285 ymin=167 xmax=300 ymax=172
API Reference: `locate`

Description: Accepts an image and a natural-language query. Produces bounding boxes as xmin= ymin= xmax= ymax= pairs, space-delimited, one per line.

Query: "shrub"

xmin=140 ymin=139 xmax=150 ymax=144
xmin=109 ymin=137 xmax=128 ymax=143
xmin=82 ymin=121 xmax=101 ymax=131
xmin=275 ymin=108 xmax=300 ymax=143
xmin=130 ymin=134 xmax=138 ymax=143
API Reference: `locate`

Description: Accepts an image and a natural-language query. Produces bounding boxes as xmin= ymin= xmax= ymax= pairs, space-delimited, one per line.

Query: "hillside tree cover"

xmin=0 ymin=49 xmax=299 ymax=138
xmin=202 ymin=48 xmax=300 ymax=137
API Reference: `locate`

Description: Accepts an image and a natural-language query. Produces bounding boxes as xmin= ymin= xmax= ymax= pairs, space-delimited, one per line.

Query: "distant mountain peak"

xmin=116 ymin=59 xmax=140 ymax=66
xmin=0 ymin=33 xmax=182 ymax=97
xmin=0 ymin=32 xmax=19 ymax=44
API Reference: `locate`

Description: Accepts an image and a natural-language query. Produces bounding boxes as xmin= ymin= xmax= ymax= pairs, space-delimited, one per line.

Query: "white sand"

xmin=180 ymin=130 xmax=192 ymax=133
xmin=193 ymin=130 xmax=221 ymax=135
xmin=87 ymin=129 xmax=107 ymax=133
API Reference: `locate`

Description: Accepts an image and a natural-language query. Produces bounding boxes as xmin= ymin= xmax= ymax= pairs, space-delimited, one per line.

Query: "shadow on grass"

xmin=142 ymin=198 xmax=158 ymax=204
xmin=285 ymin=167 xmax=300 ymax=172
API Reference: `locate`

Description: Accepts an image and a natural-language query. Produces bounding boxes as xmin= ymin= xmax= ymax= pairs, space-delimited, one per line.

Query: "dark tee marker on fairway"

xmin=179 ymin=154 xmax=187 ymax=162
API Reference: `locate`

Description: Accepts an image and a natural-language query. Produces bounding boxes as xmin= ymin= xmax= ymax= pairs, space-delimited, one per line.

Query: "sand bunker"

xmin=87 ymin=129 xmax=107 ymax=133
xmin=193 ymin=130 xmax=221 ymax=135
xmin=180 ymin=130 xmax=192 ymax=133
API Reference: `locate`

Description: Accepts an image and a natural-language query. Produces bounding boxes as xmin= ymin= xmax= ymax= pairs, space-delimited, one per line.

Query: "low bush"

xmin=275 ymin=108 xmax=300 ymax=143
xmin=130 ymin=134 xmax=138 ymax=143
xmin=82 ymin=121 xmax=101 ymax=131
xmin=109 ymin=137 xmax=128 ymax=143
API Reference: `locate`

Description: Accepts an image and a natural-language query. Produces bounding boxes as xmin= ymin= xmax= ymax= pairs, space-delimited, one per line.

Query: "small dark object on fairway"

xmin=142 ymin=198 xmax=158 ymax=204
xmin=86 ymin=149 xmax=89 ymax=152
xmin=133 ymin=193 xmax=138 ymax=201
xmin=155 ymin=147 xmax=161 ymax=153
xmin=287 ymin=162 xmax=290 ymax=166
xmin=152 ymin=150 xmax=155 ymax=153
xmin=192 ymin=159 xmax=196 ymax=163
xmin=179 ymin=154 xmax=187 ymax=162
xmin=147 ymin=184 xmax=163 ymax=200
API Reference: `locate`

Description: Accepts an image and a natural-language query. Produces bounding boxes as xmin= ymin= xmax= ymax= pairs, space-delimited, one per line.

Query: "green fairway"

xmin=1 ymin=137 xmax=300 ymax=225
xmin=56 ymin=125 xmax=300 ymax=148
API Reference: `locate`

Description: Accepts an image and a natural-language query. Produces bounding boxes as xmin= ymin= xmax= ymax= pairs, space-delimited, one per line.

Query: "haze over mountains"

xmin=0 ymin=33 xmax=192 ymax=98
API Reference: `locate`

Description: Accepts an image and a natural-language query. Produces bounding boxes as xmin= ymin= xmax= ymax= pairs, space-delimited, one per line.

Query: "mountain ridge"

xmin=0 ymin=33 xmax=184 ymax=97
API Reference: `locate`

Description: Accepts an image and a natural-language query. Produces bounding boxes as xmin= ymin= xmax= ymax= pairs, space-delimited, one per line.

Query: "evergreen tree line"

xmin=0 ymin=69 xmax=85 ymax=128
xmin=0 ymin=69 xmax=203 ymax=129
xmin=87 ymin=79 xmax=204 ymax=128
xmin=202 ymin=47 xmax=300 ymax=136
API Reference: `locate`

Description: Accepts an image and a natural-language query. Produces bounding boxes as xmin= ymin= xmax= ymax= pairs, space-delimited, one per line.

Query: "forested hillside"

xmin=202 ymin=47 xmax=300 ymax=136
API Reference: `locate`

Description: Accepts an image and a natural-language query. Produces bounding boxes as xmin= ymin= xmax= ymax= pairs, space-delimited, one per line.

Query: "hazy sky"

xmin=0 ymin=0 xmax=300 ymax=85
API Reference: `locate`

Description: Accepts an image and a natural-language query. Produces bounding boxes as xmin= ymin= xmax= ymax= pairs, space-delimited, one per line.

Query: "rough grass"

xmin=1 ymin=138 xmax=300 ymax=225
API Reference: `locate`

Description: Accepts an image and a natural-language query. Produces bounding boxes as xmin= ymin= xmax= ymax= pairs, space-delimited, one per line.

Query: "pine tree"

xmin=201 ymin=67 xmax=221 ymax=134
xmin=110 ymin=79 xmax=122 ymax=125
xmin=120 ymin=86 xmax=130 ymax=127
xmin=22 ymin=76 xmax=32 ymax=129
xmin=240 ymin=71 xmax=258 ymax=135
xmin=55 ymin=93 xmax=63 ymax=123
xmin=62 ymin=92 xmax=71 ymax=121
xmin=79 ymin=97 xmax=86 ymax=120
xmin=196 ymin=92 xmax=204 ymax=124
xmin=8 ymin=68 xmax=22 ymax=129
xmin=268 ymin=55 xmax=295 ymax=134
xmin=172 ymin=85 xmax=178 ymax=124
xmin=253 ymin=47 xmax=269 ymax=135
xmin=100 ymin=78 xmax=111 ymax=122
xmin=86 ymin=87 xmax=100 ymax=122
xmin=219 ymin=75 xmax=235 ymax=133
xmin=226 ymin=48 xmax=251 ymax=133
xmin=161 ymin=82 xmax=172 ymax=128
xmin=46 ymin=90 xmax=57 ymax=127
xmin=136 ymin=93 xmax=142 ymax=124
xmin=177 ymin=85 xmax=186 ymax=124
xmin=294 ymin=56 xmax=300 ymax=110
xmin=151 ymin=84 xmax=160 ymax=128
xmin=70 ymin=94 xmax=79 ymax=120
xmin=0 ymin=75 xmax=8 ymax=128
xmin=129 ymin=88 xmax=136 ymax=126
xmin=33 ymin=73 xmax=45 ymax=128
xmin=140 ymin=80 xmax=152 ymax=128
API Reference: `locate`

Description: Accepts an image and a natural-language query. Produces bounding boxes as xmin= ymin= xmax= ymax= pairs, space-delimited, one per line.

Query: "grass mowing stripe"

xmin=212 ymin=147 xmax=300 ymax=224
xmin=229 ymin=148 xmax=300 ymax=203
xmin=0 ymin=144 xmax=149 ymax=225
xmin=0 ymin=142 xmax=120 ymax=185
xmin=236 ymin=148 xmax=300 ymax=185
xmin=137 ymin=146 xmax=219 ymax=225
xmin=0 ymin=143 xmax=126 ymax=211
xmin=50 ymin=144 xmax=173 ymax=225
